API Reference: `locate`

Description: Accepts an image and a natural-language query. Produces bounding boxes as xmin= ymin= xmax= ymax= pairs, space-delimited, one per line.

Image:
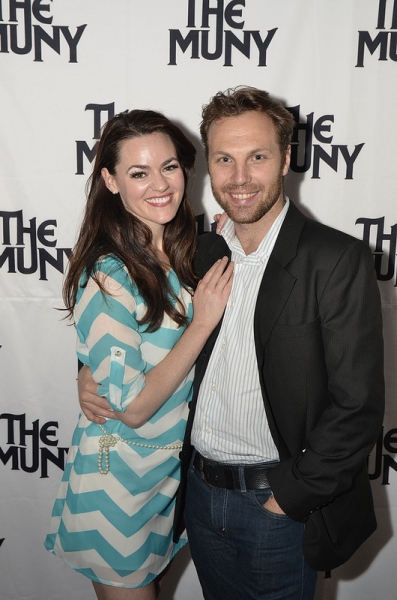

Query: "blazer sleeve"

xmin=267 ymin=239 xmax=385 ymax=522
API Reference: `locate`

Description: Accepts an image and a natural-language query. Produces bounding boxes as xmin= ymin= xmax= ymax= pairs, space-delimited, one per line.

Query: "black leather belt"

xmin=193 ymin=451 xmax=278 ymax=490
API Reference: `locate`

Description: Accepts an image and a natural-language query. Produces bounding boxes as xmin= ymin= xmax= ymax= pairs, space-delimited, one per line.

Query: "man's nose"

xmin=232 ymin=162 xmax=251 ymax=186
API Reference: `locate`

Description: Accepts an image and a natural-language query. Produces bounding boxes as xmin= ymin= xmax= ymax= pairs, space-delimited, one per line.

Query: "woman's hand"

xmin=192 ymin=256 xmax=234 ymax=334
xmin=213 ymin=212 xmax=229 ymax=235
xmin=78 ymin=365 xmax=117 ymax=424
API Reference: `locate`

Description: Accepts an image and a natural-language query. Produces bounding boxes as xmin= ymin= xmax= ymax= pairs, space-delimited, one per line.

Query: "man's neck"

xmin=234 ymin=196 xmax=286 ymax=255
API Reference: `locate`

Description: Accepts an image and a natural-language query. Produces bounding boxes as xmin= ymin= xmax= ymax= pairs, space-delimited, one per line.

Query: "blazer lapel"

xmin=254 ymin=201 xmax=306 ymax=353
xmin=253 ymin=202 xmax=307 ymax=455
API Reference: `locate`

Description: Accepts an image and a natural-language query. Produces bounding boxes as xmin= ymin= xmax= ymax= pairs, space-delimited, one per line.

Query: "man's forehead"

xmin=207 ymin=111 xmax=278 ymax=150
xmin=211 ymin=110 xmax=268 ymax=125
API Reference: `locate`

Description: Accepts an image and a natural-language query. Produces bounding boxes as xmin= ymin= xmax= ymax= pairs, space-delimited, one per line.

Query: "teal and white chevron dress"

xmin=45 ymin=255 xmax=192 ymax=588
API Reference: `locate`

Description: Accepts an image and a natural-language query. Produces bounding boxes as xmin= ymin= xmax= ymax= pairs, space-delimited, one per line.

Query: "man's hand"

xmin=263 ymin=494 xmax=285 ymax=515
xmin=77 ymin=365 xmax=117 ymax=424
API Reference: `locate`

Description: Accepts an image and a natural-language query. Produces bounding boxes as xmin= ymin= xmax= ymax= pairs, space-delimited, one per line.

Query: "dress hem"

xmin=45 ymin=536 xmax=189 ymax=589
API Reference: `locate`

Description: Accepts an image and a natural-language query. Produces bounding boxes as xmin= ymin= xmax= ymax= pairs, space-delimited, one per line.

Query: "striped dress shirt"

xmin=191 ymin=199 xmax=290 ymax=464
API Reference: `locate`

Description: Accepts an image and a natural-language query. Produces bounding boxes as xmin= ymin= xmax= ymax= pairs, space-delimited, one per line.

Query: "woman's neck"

xmin=147 ymin=223 xmax=171 ymax=271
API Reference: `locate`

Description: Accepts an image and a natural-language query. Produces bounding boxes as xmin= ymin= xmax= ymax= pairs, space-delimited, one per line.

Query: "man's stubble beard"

xmin=211 ymin=171 xmax=284 ymax=225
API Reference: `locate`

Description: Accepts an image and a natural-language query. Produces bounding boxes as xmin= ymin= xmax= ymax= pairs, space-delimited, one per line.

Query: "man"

xmin=79 ymin=87 xmax=384 ymax=600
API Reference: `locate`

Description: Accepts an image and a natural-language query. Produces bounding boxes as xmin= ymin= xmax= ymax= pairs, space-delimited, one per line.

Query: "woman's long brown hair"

xmin=63 ymin=109 xmax=197 ymax=332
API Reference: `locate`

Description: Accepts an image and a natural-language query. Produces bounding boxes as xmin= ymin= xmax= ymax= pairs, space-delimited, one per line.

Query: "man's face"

xmin=207 ymin=111 xmax=290 ymax=224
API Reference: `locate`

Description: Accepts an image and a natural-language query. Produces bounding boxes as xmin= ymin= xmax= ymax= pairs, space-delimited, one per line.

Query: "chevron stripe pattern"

xmin=45 ymin=255 xmax=192 ymax=587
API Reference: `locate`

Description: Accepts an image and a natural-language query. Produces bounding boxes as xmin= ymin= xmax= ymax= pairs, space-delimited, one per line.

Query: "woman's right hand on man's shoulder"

xmin=191 ymin=256 xmax=234 ymax=334
xmin=213 ymin=212 xmax=229 ymax=235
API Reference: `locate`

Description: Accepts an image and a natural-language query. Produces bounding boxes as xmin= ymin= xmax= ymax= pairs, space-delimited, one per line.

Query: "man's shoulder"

xmin=303 ymin=216 xmax=371 ymax=257
xmin=197 ymin=231 xmax=221 ymax=250
xmin=304 ymin=216 xmax=356 ymax=244
xmin=194 ymin=232 xmax=230 ymax=277
xmin=285 ymin=199 xmax=362 ymax=252
xmin=197 ymin=231 xmax=233 ymax=254
xmin=292 ymin=212 xmax=375 ymax=274
xmin=272 ymin=201 xmax=369 ymax=269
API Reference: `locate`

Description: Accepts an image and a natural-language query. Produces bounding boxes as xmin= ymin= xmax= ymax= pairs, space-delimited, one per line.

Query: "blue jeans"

xmin=185 ymin=457 xmax=317 ymax=600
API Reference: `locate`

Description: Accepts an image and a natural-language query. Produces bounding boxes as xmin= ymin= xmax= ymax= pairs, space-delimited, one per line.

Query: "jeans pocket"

xmin=250 ymin=488 xmax=290 ymax=520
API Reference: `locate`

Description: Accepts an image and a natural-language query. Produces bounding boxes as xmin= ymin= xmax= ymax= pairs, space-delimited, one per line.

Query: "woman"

xmin=45 ymin=109 xmax=233 ymax=599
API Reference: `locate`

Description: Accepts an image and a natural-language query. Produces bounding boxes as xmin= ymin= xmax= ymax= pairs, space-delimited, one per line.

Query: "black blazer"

xmin=174 ymin=201 xmax=385 ymax=571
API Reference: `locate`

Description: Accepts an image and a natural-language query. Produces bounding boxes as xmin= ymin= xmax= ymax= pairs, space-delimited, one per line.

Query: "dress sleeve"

xmin=74 ymin=257 xmax=146 ymax=412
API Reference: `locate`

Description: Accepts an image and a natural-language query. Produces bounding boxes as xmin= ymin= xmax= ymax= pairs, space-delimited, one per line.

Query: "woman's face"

xmin=102 ymin=132 xmax=185 ymax=233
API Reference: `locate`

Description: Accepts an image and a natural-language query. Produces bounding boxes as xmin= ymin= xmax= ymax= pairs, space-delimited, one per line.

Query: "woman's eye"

xmin=130 ymin=171 xmax=146 ymax=179
xmin=164 ymin=163 xmax=179 ymax=172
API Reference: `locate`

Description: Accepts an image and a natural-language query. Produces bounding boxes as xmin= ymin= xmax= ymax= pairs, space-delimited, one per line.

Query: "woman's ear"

xmin=101 ymin=167 xmax=118 ymax=194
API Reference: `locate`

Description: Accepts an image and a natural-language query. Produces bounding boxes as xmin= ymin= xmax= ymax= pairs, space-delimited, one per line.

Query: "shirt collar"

xmin=222 ymin=197 xmax=290 ymax=264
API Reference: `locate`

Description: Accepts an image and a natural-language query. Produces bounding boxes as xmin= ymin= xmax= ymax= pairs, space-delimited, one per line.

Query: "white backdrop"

xmin=1 ymin=1 xmax=396 ymax=599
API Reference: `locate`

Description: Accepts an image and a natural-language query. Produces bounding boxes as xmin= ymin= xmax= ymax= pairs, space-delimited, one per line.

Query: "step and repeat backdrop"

xmin=1 ymin=1 xmax=397 ymax=599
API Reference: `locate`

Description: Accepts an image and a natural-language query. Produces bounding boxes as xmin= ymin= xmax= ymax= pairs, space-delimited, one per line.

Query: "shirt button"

xmin=221 ymin=342 xmax=226 ymax=350
xmin=205 ymin=428 xmax=212 ymax=435
xmin=211 ymin=385 xmax=216 ymax=392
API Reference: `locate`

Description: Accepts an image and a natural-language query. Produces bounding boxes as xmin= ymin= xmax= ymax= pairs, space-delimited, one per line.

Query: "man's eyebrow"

xmin=211 ymin=147 xmax=273 ymax=157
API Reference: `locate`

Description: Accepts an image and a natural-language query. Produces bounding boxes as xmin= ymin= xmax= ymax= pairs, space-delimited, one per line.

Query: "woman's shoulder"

xmin=96 ymin=253 xmax=126 ymax=273
xmin=87 ymin=254 xmax=129 ymax=284
xmin=79 ymin=254 xmax=135 ymax=297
